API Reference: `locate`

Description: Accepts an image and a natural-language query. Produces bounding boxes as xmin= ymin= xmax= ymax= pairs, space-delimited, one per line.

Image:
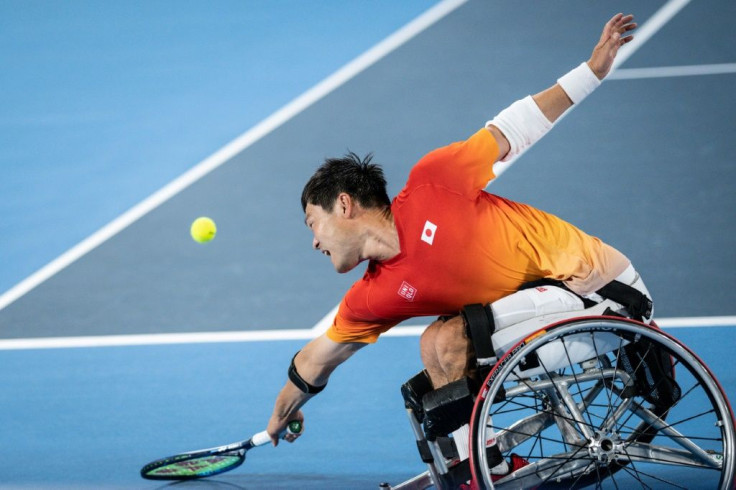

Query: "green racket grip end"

xmin=286 ymin=420 xmax=303 ymax=435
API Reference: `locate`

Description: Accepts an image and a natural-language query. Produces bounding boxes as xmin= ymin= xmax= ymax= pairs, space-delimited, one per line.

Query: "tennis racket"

xmin=140 ymin=420 xmax=302 ymax=480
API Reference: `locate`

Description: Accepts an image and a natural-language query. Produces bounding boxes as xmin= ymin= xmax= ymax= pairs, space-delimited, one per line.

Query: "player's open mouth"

xmin=322 ymin=250 xmax=330 ymax=256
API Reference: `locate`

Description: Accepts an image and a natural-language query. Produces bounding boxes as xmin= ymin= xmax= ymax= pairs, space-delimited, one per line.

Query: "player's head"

xmin=301 ymin=152 xmax=390 ymax=213
xmin=301 ymin=153 xmax=390 ymax=273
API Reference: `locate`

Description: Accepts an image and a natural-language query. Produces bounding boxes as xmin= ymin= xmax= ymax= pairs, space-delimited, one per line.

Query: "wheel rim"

xmin=470 ymin=317 xmax=735 ymax=489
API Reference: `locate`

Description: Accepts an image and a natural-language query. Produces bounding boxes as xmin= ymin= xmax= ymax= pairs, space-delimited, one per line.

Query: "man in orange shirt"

xmin=267 ymin=13 xmax=647 ymax=471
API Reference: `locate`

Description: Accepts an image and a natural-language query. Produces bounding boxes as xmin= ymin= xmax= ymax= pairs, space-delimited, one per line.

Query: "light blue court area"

xmin=0 ymin=326 xmax=734 ymax=489
xmin=0 ymin=336 xmax=424 ymax=489
xmin=0 ymin=0 xmax=438 ymax=294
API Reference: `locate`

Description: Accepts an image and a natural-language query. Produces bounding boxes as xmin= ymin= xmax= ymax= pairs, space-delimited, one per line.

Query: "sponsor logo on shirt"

xmin=398 ymin=281 xmax=417 ymax=302
xmin=421 ymin=220 xmax=437 ymax=245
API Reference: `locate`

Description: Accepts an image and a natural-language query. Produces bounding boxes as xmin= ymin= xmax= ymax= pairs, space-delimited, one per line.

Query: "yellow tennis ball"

xmin=190 ymin=217 xmax=217 ymax=243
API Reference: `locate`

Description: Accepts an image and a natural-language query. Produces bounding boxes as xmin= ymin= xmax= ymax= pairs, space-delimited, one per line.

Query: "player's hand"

xmin=587 ymin=13 xmax=637 ymax=80
xmin=267 ymin=410 xmax=304 ymax=446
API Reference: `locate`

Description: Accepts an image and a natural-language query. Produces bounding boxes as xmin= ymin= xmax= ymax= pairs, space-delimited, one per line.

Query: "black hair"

xmin=301 ymin=152 xmax=390 ymax=212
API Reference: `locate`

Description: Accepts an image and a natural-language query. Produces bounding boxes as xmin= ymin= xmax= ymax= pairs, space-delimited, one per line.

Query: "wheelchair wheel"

xmin=469 ymin=316 xmax=735 ymax=489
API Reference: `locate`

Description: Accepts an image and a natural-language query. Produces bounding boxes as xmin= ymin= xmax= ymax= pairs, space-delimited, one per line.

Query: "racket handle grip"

xmin=251 ymin=431 xmax=272 ymax=446
xmin=251 ymin=420 xmax=303 ymax=447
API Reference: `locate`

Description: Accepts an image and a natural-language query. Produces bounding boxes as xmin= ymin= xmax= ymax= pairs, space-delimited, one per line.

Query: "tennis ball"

xmin=190 ymin=217 xmax=217 ymax=243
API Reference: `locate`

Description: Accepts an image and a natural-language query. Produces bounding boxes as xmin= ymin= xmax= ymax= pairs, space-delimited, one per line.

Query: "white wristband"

xmin=557 ymin=62 xmax=601 ymax=105
xmin=486 ymin=95 xmax=552 ymax=162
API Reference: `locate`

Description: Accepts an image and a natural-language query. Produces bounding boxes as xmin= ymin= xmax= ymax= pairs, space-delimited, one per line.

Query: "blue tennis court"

xmin=2 ymin=328 xmax=734 ymax=488
xmin=1 ymin=0 xmax=734 ymax=488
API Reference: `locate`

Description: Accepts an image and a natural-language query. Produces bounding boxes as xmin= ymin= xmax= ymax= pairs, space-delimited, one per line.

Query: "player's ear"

xmin=336 ymin=193 xmax=354 ymax=218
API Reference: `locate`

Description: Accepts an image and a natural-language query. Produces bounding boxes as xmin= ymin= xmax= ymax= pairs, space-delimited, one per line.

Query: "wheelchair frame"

xmin=381 ymin=315 xmax=736 ymax=490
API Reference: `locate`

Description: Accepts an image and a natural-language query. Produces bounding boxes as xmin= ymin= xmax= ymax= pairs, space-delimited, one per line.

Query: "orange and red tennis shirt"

xmin=327 ymin=128 xmax=629 ymax=344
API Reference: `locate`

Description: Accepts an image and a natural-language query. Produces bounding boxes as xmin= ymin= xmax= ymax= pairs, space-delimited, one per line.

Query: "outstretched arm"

xmin=266 ymin=333 xmax=365 ymax=445
xmin=487 ymin=13 xmax=637 ymax=162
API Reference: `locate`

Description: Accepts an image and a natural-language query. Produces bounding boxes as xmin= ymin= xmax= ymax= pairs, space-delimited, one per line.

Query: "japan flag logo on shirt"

xmin=421 ymin=220 xmax=437 ymax=245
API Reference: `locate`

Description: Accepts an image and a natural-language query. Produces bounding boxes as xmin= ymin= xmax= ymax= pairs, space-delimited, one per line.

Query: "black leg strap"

xmin=597 ymin=280 xmax=653 ymax=321
xmin=461 ymin=303 xmax=496 ymax=365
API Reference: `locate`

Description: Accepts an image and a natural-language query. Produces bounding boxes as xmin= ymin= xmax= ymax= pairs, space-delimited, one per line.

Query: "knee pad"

xmin=401 ymin=370 xmax=434 ymax=423
xmin=422 ymin=377 xmax=476 ymax=440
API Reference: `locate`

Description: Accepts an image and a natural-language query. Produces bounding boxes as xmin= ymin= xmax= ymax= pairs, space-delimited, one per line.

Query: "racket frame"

xmin=140 ymin=423 xmax=298 ymax=481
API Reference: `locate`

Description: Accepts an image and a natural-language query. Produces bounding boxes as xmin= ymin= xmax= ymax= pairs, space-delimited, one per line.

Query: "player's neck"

xmin=361 ymin=208 xmax=400 ymax=262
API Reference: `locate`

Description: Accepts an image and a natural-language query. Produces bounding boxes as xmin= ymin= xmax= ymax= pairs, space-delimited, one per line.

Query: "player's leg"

xmin=420 ymin=262 xmax=651 ymax=389
xmin=491 ymin=283 xmax=585 ymax=331
xmin=420 ymin=316 xmax=473 ymax=387
xmin=421 ymin=283 xmax=588 ymax=386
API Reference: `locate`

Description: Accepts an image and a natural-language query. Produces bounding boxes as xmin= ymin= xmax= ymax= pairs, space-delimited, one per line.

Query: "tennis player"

xmin=267 ymin=13 xmax=647 ymax=476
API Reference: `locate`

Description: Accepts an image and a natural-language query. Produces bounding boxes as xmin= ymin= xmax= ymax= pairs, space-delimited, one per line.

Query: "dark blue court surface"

xmin=1 ymin=0 xmax=734 ymax=488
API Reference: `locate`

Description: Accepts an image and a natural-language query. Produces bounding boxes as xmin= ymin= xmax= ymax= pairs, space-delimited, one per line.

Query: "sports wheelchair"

xmin=382 ymin=301 xmax=735 ymax=489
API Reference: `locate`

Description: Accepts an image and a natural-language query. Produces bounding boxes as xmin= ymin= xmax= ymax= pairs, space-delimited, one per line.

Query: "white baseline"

xmin=0 ymin=315 xmax=733 ymax=351
xmin=610 ymin=62 xmax=736 ymax=80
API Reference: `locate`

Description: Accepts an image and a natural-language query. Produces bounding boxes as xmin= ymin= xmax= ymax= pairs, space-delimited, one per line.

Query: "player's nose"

xmin=312 ymin=237 xmax=320 ymax=250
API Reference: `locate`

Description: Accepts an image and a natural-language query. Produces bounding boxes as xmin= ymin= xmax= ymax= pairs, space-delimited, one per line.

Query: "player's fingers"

xmin=601 ymin=13 xmax=622 ymax=41
xmin=612 ymin=14 xmax=634 ymax=37
xmin=283 ymin=432 xmax=301 ymax=443
xmin=609 ymin=12 xmax=624 ymax=25
xmin=618 ymin=23 xmax=636 ymax=40
xmin=606 ymin=14 xmax=633 ymax=45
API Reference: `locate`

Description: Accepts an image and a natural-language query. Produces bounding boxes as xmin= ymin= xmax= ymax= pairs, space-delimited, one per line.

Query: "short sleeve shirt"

xmin=327 ymin=129 xmax=628 ymax=343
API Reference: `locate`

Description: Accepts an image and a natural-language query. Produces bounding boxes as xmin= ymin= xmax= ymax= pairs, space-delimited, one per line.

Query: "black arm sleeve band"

xmin=288 ymin=352 xmax=326 ymax=394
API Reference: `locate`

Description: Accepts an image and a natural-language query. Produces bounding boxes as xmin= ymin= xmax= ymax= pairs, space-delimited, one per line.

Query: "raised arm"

xmin=266 ymin=333 xmax=365 ymax=445
xmin=487 ymin=13 xmax=637 ymax=162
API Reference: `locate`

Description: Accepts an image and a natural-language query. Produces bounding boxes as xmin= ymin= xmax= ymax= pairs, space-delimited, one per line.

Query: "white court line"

xmin=0 ymin=315 xmax=733 ymax=351
xmin=384 ymin=316 xmax=736 ymax=336
xmin=0 ymin=0 xmax=469 ymax=313
xmin=305 ymin=306 xmax=736 ymax=342
xmin=610 ymin=63 xmax=736 ymax=80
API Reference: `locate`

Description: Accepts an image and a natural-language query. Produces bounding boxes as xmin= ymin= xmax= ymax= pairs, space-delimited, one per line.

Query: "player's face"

xmin=304 ymin=202 xmax=362 ymax=273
